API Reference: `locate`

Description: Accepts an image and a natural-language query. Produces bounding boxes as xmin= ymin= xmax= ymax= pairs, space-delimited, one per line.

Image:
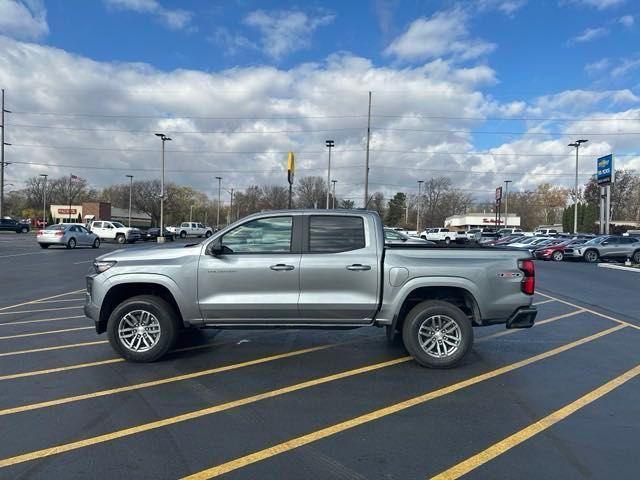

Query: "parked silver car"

xmin=574 ymin=235 xmax=640 ymax=263
xmin=384 ymin=228 xmax=434 ymax=245
xmin=37 ymin=223 xmax=100 ymax=249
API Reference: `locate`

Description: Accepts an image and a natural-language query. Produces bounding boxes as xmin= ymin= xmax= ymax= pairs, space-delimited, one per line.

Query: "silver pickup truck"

xmin=84 ymin=210 xmax=536 ymax=368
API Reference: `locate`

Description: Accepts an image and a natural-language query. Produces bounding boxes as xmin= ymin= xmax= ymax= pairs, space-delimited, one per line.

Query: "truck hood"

xmin=96 ymin=242 xmax=201 ymax=262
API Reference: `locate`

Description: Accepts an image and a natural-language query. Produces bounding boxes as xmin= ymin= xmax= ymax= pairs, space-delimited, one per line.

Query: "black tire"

xmin=66 ymin=237 xmax=76 ymax=249
xmin=180 ymin=231 xmax=187 ymax=239
xmin=106 ymin=295 xmax=179 ymax=362
xmin=444 ymin=237 xmax=451 ymax=245
xmin=21 ymin=227 xmax=28 ymax=233
xmin=552 ymin=250 xmax=564 ymax=261
xmin=39 ymin=243 xmax=49 ymax=249
xmin=116 ymin=234 xmax=126 ymax=244
xmin=632 ymin=250 xmax=640 ymax=264
xmin=205 ymin=231 xmax=212 ymax=238
xmin=401 ymin=300 xmax=473 ymax=368
xmin=92 ymin=238 xmax=100 ymax=249
xmin=584 ymin=249 xmax=599 ymax=263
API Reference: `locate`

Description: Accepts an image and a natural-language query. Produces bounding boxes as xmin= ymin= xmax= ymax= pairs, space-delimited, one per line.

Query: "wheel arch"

xmin=391 ymin=284 xmax=481 ymax=333
xmin=97 ymin=280 xmax=186 ymax=334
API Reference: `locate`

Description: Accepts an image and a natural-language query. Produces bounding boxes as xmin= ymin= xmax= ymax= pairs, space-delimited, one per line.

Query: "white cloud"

xmin=384 ymin=8 xmax=495 ymax=62
xmin=611 ymin=57 xmax=640 ymax=77
xmin=568 ymin=26 xmax=609 ymax=44
xmin=0 ymin=35 xmax=637 ymax=206
xmin=477 ymin=0 xmax=528 ymax=16
xmin=562 ymin=0 xmax=626 ymax=10
xmin=243 ymin=9 xmax=335 ymax=60
xmin=618 ymin=14 xmax=634 ymax=27
xmin=585 ymin=58 xmax=610 ymax=74
xmin=0 ymin=0 xmax=48 ymax=40
xmin=104 ymin=0 xmax=193 ymax=31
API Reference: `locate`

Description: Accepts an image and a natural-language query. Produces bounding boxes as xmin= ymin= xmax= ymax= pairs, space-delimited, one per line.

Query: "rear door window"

xmin=309 ymin=216 xmax=365 ymax=253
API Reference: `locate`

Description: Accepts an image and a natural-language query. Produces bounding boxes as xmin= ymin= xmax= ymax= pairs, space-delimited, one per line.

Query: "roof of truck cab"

xmin=245 ymin=209 xmax=381 ymax=217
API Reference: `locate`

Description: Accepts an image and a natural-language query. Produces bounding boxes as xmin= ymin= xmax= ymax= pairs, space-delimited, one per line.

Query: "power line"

xmin=373 ymin=127 xmax=640 ymax=136
xmin=10 ymin=111 xmax=369 ymax=120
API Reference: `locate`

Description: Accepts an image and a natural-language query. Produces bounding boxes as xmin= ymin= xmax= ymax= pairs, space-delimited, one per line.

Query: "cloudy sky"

xmin=0 ymin=0 xmax=639 ymax=205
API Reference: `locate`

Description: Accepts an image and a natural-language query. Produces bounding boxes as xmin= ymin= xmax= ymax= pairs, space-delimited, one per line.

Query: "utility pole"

xmin=126 ymin=175 xmax=133 ymax=227
xmin=227 ymin=188 xmax=234 ymax=224
xmin=325 ymin=140 xmax=334 ymax=209
xmin=216 ymin=176 xmax=222 ymax=228
xmin=416 ymin=180 xmax=424 ymax=232
xmin=503 ymin=180 xmax=512 ymax=228
xmin=155 ymin=133 xmax=171 ymax=240
xmin=331 ymin=179 xmax=337 ymax=209
xmin=568 ymin=139 xmax=588 ymax=233
xmin=1 ymin=89 xmax=11 ymax=218
xmin=364 ymin=91 xmax=371 ymax=208
xmin=40 ymin=174 xmax=48 ymax=227
xmin=189 ymin=204 xmax=194 ymax=222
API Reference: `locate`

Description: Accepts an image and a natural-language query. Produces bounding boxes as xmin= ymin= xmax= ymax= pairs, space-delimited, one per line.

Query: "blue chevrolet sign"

xmin=596 ymin=154 xmax=613 ymax=185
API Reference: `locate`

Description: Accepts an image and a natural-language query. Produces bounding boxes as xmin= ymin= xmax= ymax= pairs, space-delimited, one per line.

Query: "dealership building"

xmin=444 ymin=213 xmax=521 ymax=231
xmin=49 ymin=202 xmax=151 ymax=227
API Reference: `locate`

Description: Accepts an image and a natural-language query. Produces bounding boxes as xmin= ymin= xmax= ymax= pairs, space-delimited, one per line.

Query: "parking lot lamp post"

xmin=325 ymin=140 xmax=334 ymax=209
xmin=416 ymin=180 xmax=424 ymax=232
xmin=126 ymin=175 xmax=133 ymax=227
xmin=155 ymin=133 xmax=171 ymax=237
xmin=568 ymin=139 xmax=588 ymax=233
xmin=40 ymin=174 xmax=48 ymax=227
xmin=503 ymin=180 xmax=512 ymax=228
xmin=216 ymin=176 xmax=222 ymax=228
xmin=331 ymin=180 xmax=337 ymax=209
xmin=190 ymin=204 xmax=194 ymax=223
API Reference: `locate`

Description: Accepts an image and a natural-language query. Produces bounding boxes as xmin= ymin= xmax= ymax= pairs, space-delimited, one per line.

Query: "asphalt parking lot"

xmin=0 ymin=232 xmax=638 ymax=479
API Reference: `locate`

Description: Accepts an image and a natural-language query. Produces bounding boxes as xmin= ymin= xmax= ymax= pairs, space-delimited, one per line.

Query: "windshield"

xmin=47 ymin=224 xmax=67 ymax=230
xmin=584 ymin=236 xmax=607 ymax=245
xmin=111 ymin=222 xmax=125 ymax=228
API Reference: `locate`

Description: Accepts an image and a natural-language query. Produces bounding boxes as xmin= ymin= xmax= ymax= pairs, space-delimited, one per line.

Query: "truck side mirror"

xmin=208 ymin=238 xmax=224 ymax=256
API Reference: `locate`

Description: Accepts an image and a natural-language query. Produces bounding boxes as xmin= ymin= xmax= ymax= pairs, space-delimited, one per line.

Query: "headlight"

xmin=94 ymin=260 xmax=116 ymax=273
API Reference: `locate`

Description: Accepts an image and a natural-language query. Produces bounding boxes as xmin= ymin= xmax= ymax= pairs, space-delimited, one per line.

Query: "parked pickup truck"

xmin=167 ymin=222 xmax=213 ymax=239
xmin=84 ymin=210 xmax=536 ymax=368
xmin=420 ymin=228 xmax=457 ymax=245
xmin=88 ymin=220 xmax=141 ymax=244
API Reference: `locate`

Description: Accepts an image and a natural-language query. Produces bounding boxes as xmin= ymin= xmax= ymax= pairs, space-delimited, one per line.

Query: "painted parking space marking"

xmin=33 ymin=299 xmax=84 ymax=304
xmin=178 ymin=324 xmax=625 ymax=480
xmin=476 ymin=310 xmax=585 ymax=342
xmin=0 ymin=315 xmax=86 ymax=327
xmin=532 ymin=299 xmax=555 ymax=306
xmin=0 ymin=341 xmax=108 ymax=358
xmin=0 ymin=323 xmax=621 ymax=472
xmin=430 ymin=363 xmax=640 ymax=480
xmin=0 ymin=326 xmax=94 ymax=341
xmin=0 ymin=306 xmax=84 ymax=316
xmin=0 ymin=290 xmax=84 ymax=312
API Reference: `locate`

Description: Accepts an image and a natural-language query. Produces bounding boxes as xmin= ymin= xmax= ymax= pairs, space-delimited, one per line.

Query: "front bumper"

xmin=506 ymin=307 xmax=537 ymax=329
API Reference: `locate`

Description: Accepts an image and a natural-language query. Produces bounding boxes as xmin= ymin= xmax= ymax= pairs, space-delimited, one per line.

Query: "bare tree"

xmin=295 ymin=176 xmax=327 ymax=208
xmin=260 ymin=185 xmax=289 ymax=210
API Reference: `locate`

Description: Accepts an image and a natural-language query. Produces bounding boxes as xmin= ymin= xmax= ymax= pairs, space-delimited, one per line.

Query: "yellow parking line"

xmin=0 ymin=324 xmax=623 ymax=471
xmin=0 ymin=344 xmax=338 ymax=416
xmin=179 ymin=324 xmax=625 ymax=480
xmin=477 ymin=310 xmax=584 ymax=341
xmin=33 ymin=299 xmax=84 ymax=304
xmin=0 ymin=340 xmax=107 ymax=358
xmin=0 ymin=290 xmax=84 ymax=312
xmin=0 ymin=326 xmax=94 ymax=341
xmin=0 ymin=306 xmax=84 ymax=316
xmin=431 ymin=363 xmax=640 ymax=480
xmin=0 ymin=315 xmax=86 ymax=327
xmin=538 ymin=291 xmax=640 ymax=332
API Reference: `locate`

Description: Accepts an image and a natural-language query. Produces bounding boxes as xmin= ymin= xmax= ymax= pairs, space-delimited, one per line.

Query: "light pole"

xmin=503 ymin=180 xmax=512 ymax=228
xmin=190 ymin=204 xmax=194 ymax=222
xmin=416 ymin=180 xmax=424 ymax=232
xmin=331 ymin=179 xmax=337 ymax=209
xmin=325 ymin=140 xmax=334 ymax=209
xmin=568 ymin=139 xmax=588 ymax=233
xmin=155 ymin=133 xmax=171 ymax=240
xmin=126 ymin=175 xmax=133 ymax=227
xmin=0 ymin=89 xmax=11 ymax=219
xmin=216 ymin=176 xmax=222 ymax=228
xmin=39 ymin=174 xmax=48 ymax=227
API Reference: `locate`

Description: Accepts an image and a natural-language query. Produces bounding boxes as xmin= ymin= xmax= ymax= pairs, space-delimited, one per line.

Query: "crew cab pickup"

xmin=167 ymin=222 xmax=213 ymax=239
xmin=420 ymin=228 xmax=457 ymax=244
xmin=88 ymin=220 xmax=140 ymax=244
xmin=85 ymin=210 xmax=536 ymax=368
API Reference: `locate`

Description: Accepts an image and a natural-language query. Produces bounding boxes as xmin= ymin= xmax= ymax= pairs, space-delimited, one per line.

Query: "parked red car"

xmin=534 ymin=239 xmax=586 ymax=261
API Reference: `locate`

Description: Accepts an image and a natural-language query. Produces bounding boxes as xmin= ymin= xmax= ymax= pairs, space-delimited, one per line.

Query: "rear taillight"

xmin=55 ymin=231 xmax=64 ymax=236
xmin=519 ymin=259 xmax=535 ymax=295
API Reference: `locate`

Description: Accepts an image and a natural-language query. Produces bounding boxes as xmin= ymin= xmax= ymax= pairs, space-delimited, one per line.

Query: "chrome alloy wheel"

xmin=417 ymin=315 xmax=462 ymax=358
xmin=118 ymin=310 xmax=161 ymax=352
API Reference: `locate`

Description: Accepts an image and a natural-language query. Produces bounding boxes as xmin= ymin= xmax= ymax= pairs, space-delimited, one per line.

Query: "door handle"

xmin=270 ymin=264 xmax=295 ymax=271
xmin=346 ymin=264 xmax=371 ymax=271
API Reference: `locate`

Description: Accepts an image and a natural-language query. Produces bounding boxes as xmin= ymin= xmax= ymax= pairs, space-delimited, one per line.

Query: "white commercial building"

xmin=444 ymin=213 xmax=521 ymax=230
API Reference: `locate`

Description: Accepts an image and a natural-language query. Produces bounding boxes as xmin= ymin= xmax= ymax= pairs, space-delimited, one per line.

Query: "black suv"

xmin=0 ymin=218 xmax=30 ymax=233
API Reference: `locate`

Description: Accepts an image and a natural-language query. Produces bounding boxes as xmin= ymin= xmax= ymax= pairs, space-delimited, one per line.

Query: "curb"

xmin=597 ymin=263 xmax=640 ymax=273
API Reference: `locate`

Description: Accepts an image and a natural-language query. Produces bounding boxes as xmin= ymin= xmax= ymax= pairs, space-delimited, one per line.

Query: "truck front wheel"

xmin=106 ymin=295 xmax=178 ymax=362
xmin=116 ymin=234 xmax=126 ymax=244
xmin=402 ymin=300 xmax=473 ymax=368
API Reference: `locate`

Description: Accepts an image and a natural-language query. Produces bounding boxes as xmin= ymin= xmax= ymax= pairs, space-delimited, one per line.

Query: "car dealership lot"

xmin=0 ymin=235 xmax=638 ymax=479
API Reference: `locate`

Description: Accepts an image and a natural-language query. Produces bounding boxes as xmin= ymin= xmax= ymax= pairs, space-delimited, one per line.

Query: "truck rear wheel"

xmin=402 ymin=300 xmax=473 ymax=368
xmin=106 ymin=295 xmax=179 ymax=362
